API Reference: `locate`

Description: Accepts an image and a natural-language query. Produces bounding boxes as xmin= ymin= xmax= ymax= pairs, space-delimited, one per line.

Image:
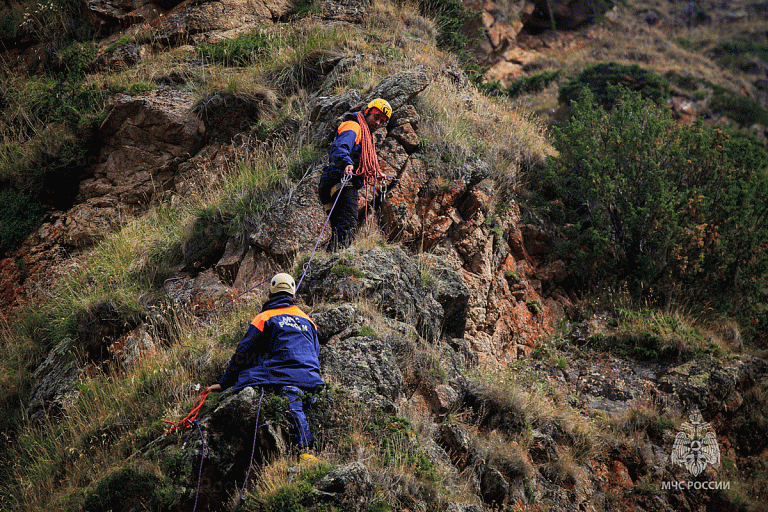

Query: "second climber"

xmin=318 ymin=98 xmax=392 ymax=252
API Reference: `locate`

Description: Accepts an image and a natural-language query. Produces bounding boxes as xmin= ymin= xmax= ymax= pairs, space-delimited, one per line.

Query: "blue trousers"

xmin=280 ymin=386 xmax=316 ymax=449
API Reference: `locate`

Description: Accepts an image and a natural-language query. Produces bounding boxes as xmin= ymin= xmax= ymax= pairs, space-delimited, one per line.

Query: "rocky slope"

xmin=1 ymin=0 xmax=767 ymax=511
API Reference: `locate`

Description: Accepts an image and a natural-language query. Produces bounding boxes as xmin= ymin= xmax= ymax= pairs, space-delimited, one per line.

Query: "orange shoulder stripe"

xmin=337 ymin=120 xmax=362 ymax=144
xmin=251 ymin=306 xmax=317 ymax=331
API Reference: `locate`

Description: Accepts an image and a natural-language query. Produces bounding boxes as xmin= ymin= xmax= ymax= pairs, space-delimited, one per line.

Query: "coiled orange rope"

xmin=356 ymin=111 xmax=382 ymax=183
xmin=356 ymin=111 xmax=386 ymax=229
xmin=163 ymin=390 xmax=211 ymax=435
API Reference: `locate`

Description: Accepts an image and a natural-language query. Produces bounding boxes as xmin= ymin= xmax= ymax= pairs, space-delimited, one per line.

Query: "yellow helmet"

xmin=270 ymin=273 xmax=296 ymax=296
xmin=366 ymin=98 xmax=392 ymax=120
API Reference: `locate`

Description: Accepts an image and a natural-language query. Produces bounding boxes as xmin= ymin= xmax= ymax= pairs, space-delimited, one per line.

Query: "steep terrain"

xmin=0 ymin=0 xmax=767 ymax=511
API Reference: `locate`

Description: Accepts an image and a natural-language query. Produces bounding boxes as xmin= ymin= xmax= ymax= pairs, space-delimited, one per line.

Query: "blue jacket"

xmin=321 ymin=112 xmax=366 ymax=191
xmin=218 ymin=296 xmax=324 ymax=392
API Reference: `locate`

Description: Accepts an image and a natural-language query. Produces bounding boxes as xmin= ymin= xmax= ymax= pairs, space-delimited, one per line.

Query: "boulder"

xmin=246 ymin=162 xmax=331 ymax=265
xmin=480 ymin=467 xmax=509 ymax=507
xmin=418 ymin=253 xmax=470 ymax=338
xmin=151 ymin=0 xmax=296 ymax=45
xmin=314 ymin=462 xmax=374 ymax=512
xmin=306 ymin=68 xmax=430 ymax=147
xmin=297 ymin=246 xmax=445 ymax=342
xmin=320 ymin=0 xmax=370 ymax=24
xmin=312 ymin=303 xmax=363 ymax=344
xmin=108 ymin=323 xmax=159 ymax=366
xmin=319 ymin=336 xmax=405 ymax=408
xmin=26 ymin=338 xmax=83 ymax=422
xmin=436 ymin=423 xmax=481 ymax=472
xmin=79 ymin=87 xmax=205 ymax=204
xmin=172 ymin=386 xmax=289 ymax=511
xmin=63 ymin=197 xmax=126 ymax=247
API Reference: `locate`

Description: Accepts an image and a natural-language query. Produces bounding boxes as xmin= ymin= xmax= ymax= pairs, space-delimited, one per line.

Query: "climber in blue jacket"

xmin=318 ymin=98 xmax=392 ymax=252
xmin=206 ymin=273 xmax=324 ymax=450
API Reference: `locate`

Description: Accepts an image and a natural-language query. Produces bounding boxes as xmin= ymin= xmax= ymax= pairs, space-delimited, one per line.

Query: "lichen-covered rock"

xmin=312 ymin=303 xmax=363 ymax=344
xmin=314 ymin=462 xmax=374 ymax=512
xmin=298 ymin=246 xmax=444 ymax=342
xmin=151 ymin=0 xmax=296 ymax=45
xmin=246 ymin=162 xmax=331 ymax=264
xmin=26 ymin=338 xmax=83 ymax=422
xmin=319 ymin=336 xmax=404 ymax=408
xmin=419 ymin=253 xmax=470 ymax=338
xmin=172 ymin=386 xmax=289 ymax=511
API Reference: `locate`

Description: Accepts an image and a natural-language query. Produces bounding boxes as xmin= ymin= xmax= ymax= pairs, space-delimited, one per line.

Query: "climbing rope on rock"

xmin=163 ymin=390 xmax=210 ymax=435
xmin=199 ymin=174 xmax=352 ymax=321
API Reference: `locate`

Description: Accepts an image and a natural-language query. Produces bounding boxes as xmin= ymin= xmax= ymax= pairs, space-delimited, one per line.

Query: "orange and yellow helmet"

xmin=366 ymin=98 xmax=392 ymax=119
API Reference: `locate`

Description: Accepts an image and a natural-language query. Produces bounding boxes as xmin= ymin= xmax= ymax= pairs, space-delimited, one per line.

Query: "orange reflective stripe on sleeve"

xmin=337 ymin=120 xmax=362 ymax=145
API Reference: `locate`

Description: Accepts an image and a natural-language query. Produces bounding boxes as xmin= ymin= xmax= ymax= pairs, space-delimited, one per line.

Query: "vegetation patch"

xmin=82 ymin=466 xmax=174 ymax=512
xmin=558 ymin=62 xmax=669 ymax=110
xmin=0 ymin=188 xmax=44 ymax=253
xmin=710 ymin=41 xmax=768 ymax=68
xmin=482 ymin=70 xmax=563 ymax=99
xmin=535 ymin=87 xmax=768 ymax=339
xmin=709 ymin=85 xmax=768 ymax=126
xmin=197 ymin=30 xmax=272 ymax=67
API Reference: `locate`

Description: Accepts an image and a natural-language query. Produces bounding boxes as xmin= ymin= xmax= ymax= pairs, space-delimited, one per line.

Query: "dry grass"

xmin=469 ymin=365 xmax=605 ymax=462
xmin=5 ymin=1 xmax=764 ymax=510
xmin=573 ymin=284 xmax=739 ymax=358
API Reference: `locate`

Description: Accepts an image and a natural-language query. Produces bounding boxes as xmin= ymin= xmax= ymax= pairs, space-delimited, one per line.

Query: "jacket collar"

xmin=262 ymin=295 xmax=296 ymax=311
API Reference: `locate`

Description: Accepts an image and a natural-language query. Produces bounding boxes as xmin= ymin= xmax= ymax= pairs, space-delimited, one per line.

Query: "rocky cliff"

xmin=1 ymin=0 xmax=767 ymax=511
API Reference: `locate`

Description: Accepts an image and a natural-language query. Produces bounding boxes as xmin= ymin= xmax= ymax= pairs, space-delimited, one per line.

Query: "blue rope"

xmin=296 ymin=174 xmax=350 ymax=292
xmin=232 ymin=387 xmax=265 ymax=512
xmin=189 ymin=420 xmax=205 ymax=512
xmin=202 ymin=174 xmax=352 ymax=321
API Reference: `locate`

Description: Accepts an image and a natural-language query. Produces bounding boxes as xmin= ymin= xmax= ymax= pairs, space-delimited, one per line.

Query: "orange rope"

xmin=356 ymin=112 xmax=385 ymax=230
xmin=163 ymin=390 xmax=211 ymax=435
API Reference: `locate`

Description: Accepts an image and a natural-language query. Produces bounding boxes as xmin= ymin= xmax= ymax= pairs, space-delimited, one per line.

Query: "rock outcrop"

xmin=25 ymin=338 xmax=83 ymax=422
xmin=79 ymin=87 xmax=205 ymax=205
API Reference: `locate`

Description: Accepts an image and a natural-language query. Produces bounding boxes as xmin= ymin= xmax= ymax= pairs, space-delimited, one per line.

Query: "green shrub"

xmin=82 ymin=467 xmax=171 ymax=512
xmin=664 ymin=71 xmax=699 ymax=91
xmin=0 ymin=188 xmax=44 ymax=253
xmin=359 ymin=325 xmax=378 ymax=338
xmin=278 ymin=0 xmax=321 ymax=21
xmin=506 ymin=70 xmax=563 ymax=98
xmin=331 ymin=263 xmax=365 ymax=278
xmin=248 ymin=480 xmax=314 ymax=512
xmin=197 ymin=30 xmax=272 ymax=66
xmin=710 ymin=85 xmax=768 ymax=126
xmin=711 ymin=41 xmax=768 ymax=68
xmin=558 ymin=62 xmax=669 ymax=110
xmin=537 ymin=88 xmax=768 ymax=336
xmin=123 ymin=82 xmax=157 ymax=95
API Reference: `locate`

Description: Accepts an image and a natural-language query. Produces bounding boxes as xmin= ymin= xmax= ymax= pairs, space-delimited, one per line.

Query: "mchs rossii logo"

xmin=662 ymin=409 xmax=729 ymax=491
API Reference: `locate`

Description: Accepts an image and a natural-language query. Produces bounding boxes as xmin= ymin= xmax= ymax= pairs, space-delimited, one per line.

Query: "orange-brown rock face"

xmin=376 ymin=118 xmax=570 ymax=365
